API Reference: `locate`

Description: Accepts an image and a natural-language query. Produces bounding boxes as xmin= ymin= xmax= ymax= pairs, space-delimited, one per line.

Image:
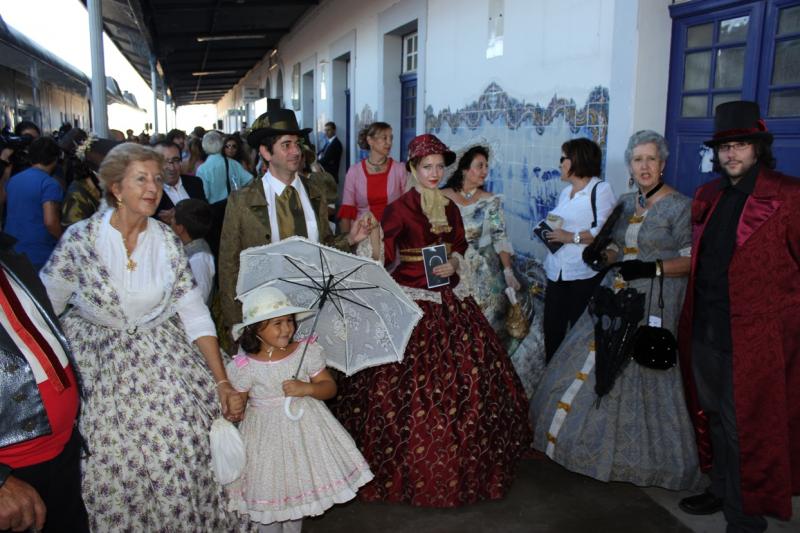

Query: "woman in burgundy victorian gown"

xmin=333 ymin=134 xmax=531 ymax=507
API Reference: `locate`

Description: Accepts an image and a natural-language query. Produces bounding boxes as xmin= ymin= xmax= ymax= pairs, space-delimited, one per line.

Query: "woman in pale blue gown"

xmin=530 ymin=131 xmax=702 ymax=490
xmin=441 ymin=145 xmax=546 ymax=396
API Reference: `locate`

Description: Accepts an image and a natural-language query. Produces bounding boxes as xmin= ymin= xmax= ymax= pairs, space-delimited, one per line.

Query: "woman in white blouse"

xmin=40 ymin=143 xmax=242 ymax=531
xmin=541 ymin=138 xmax=616 ymax=362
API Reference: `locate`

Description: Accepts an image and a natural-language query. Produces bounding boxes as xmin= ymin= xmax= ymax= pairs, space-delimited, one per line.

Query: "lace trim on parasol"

xmin=402 ymin=286 xmax=442 ymax=304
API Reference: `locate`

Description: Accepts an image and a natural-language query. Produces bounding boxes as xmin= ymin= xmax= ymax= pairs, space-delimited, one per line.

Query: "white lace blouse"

xmin=45 ymin=210 xmax=216 ymax=341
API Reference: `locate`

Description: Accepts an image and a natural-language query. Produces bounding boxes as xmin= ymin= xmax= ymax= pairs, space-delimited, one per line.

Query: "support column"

xmin=87 ymin=0 xmax=108 ymax=137
xmin=150 ymin=56 xmax=159 ymax=135
xmin=163 ymin=84 xmax=169 ymax=132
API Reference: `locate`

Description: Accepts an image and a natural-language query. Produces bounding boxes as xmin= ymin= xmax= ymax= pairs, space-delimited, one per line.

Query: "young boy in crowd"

xmin=171 ymin=199 xmax=215 ymax=304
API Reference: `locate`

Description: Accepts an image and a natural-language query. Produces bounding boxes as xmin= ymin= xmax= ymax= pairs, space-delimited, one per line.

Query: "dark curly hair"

xmin=239 ymin=317 xmax=297 ymax=355
xmin=444 ymin=145 xmax=490 ymax=192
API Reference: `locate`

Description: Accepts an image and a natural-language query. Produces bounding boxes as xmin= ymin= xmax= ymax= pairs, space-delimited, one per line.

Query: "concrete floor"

xmin=304 ymin=456 xmax=800 ymax=533
xmin=305 ymin=457 xmax=690 ymax=533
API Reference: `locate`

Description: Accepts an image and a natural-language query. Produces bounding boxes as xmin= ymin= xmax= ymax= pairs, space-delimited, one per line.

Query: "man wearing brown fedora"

xmin=218 ymin=109 xmax=374 ymax=347
xmin=677 ymin=101 xmax=800 ymax=531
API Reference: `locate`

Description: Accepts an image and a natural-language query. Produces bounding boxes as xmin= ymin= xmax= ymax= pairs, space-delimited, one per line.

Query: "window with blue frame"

xmin=665 ymin=0 xmax=800 ymax=194
xmin=680 ymin=14 xmax=751 ymax=117
xmin=400 ymin=31 xmax=419 ymax=162
xmin=767 ymin=4 xmax=800 ymax=116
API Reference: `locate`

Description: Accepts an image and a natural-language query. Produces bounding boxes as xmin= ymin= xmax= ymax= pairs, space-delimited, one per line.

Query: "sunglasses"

xmin=560 ymin=156 xmax=569 ymax=163
xmin=224 ymin=143 xmax=238 ymax=149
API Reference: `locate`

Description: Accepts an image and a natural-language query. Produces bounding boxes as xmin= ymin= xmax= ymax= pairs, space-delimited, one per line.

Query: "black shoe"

xmin=679 ymin=491 xmax=723 ymax=515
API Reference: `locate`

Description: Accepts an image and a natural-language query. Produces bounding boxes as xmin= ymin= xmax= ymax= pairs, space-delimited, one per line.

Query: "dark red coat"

xmin=678 ymin=167 xmax=800 ymax=519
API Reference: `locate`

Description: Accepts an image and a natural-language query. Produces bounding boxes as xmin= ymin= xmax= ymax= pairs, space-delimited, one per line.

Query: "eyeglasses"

xmin=164 ymin=157 xmax=181 ymax=165
xmin=224 ymin=143 xmax=237 ymax=149
xmin=559 ymin=156 xmax=569 ymax=163
xmin=717 ymin=142 xmax=751 ymax=154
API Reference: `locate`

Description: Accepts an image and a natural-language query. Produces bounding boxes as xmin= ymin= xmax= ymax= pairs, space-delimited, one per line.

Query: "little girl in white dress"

xmin=225 ymin=286 xmax=373 ymax=533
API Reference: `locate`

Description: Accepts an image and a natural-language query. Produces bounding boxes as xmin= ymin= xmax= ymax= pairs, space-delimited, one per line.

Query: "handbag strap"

xmin=644 ymin=265 xmax=666 ymax=322
xmin=223 ymin=155 xmax=231 ymax=194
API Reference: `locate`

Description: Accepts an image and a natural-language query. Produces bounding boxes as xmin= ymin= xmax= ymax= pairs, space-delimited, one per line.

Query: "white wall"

xmin=214 ymin=0 xmax=674 ymax=262
xmin=606 ymin=0 xmax=673 ymax=196
xmin=425 ymin=0 xmax=615 ymax=108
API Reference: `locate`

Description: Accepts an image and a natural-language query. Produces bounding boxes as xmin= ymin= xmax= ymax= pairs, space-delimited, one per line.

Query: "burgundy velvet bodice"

xmin=381 ymin=189 xmax=467 ymax=290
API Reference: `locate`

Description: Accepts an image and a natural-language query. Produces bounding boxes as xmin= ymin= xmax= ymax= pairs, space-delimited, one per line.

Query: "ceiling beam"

xmin=153 ymin=1 xmax=317 ymax=14
xmin=168 ymin=63 xmax=256 ymax=73
xmin=172 ymin=84 xmax=237 ymax=90
xmin=156 ymin=29 xmax=289 ymax=40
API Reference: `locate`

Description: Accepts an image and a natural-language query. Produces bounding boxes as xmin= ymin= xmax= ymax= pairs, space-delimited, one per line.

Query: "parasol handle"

xmin=285 ymin=278 xmax=331 ymax=421
xmin=284 ymin=397 xmax=304 ymax=421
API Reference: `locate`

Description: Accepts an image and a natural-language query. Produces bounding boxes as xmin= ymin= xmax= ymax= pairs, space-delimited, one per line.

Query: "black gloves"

xmin=618 ymin=260 xmax=657 ymax=281
xmin=582 ymin=247 xmax=608 ymax=271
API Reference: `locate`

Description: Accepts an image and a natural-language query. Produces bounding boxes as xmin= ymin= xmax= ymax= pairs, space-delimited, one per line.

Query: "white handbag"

xmin=209 ymin=417 xmax=246 ymax=485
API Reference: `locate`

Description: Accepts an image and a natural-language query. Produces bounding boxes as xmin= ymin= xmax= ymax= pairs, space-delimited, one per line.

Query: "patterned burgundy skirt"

xmin=332 ymin=289 xmax=532 ymax=507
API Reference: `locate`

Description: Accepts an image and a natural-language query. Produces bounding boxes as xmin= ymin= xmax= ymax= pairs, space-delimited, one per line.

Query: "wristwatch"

xmin=0 ymin=462 xmax=11 ymax=489
xmin=573 ymin=231 xmax=581 ymax=244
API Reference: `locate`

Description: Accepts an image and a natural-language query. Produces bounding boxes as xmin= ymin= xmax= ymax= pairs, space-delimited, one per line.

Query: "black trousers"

xmin=543 ymin=273 xmax=602 ymax=363
xmin=691 ymin=334 xmax=768 ymax=533
xmin=2 ymin=429 xmax=89 ymax=533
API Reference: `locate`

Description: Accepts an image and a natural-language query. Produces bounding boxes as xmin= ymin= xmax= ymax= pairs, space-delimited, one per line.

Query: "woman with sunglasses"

xmin=222 ymin=134 xmax=254 ymax=176
xmin=541 ymin=138 xmax=616 ymax=363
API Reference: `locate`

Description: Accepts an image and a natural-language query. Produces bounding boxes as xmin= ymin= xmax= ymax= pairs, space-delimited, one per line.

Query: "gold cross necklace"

xmin=111 ymin=211 xmax=138 ymax=271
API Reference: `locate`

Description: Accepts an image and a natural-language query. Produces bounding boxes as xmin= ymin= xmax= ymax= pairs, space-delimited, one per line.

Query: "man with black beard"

xmin=677 ymin=101 xmax=800 ymax=532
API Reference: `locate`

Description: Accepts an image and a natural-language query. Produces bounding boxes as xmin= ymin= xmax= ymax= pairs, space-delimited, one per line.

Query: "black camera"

xmin=0 ymin=132 xmax=33 ymax=151
xmin=0 ymin=131 xmax=35 ymax=175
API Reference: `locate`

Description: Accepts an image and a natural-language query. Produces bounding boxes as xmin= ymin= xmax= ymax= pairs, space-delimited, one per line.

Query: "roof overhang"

xmin=91 ymin=0 xmax=318 ymax=107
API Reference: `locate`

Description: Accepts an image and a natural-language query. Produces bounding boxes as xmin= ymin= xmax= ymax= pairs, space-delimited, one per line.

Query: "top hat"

xmin=247 ymin=108 xmax=312 ymax=149
xmin=231 ymin=286 xmax=314 ymax=340
xmin=704 ymin=100 xmax=773 ymax=147
xmin=406 ymin=134 xmax=456 ymax=171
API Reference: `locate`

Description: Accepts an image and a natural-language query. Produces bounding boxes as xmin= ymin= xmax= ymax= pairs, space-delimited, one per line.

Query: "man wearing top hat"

xmin=677 ymin=100 xmax=800 ymax=531
xmin=218 ymin=109 xmax=374 ymax=346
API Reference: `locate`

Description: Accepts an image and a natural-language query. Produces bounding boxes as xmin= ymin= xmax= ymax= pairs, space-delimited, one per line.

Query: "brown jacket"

xmin=218 ymin=175 xmax=350 ymax=334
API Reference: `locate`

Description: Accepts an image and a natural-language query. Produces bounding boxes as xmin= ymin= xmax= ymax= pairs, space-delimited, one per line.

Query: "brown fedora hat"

xmin=247 ymin=108 xmax=312 ymax=148
xmin=704 ymin=100 xmax=773 ymax=147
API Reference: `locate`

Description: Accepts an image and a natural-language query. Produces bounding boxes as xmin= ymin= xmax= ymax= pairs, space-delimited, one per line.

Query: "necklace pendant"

xmin=638 ymin=194 xmax=646 ymax=209
xmin=126 ymin=257 xmax=137 ymax=271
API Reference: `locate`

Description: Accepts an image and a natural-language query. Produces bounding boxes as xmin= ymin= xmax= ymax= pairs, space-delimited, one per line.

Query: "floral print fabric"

xmin=41 ymin=213 xmax=237 ymax=531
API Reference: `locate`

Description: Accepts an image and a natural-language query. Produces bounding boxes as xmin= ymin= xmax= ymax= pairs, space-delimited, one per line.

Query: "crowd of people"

xmin=0 ymin=99 xmax=797 ymax=533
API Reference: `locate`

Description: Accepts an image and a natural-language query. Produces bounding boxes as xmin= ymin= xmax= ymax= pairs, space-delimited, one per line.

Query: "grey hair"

xmin=202 ymin=131 xmax=224 ymax=155
xmin=624 ymin=130 xmax=669 ymax=167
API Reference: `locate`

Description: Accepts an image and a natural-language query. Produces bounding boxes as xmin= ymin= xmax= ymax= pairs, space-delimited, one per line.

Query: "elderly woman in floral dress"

xmin=40 ymin=143 xmax=243 ymax=530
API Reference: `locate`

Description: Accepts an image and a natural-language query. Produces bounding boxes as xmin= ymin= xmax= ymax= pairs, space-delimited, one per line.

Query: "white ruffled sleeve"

xmin=176 ymin=288 xmax=217 ymax=341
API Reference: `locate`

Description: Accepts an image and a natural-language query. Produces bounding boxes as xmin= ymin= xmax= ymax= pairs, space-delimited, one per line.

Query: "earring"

xmin=116 ymin=196 xmax=123 ymax=207
xmin=628 ymin=176 xmax=635 ymax=188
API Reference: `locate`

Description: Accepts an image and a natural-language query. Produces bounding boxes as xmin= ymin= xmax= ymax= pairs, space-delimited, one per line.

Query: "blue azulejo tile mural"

xmin=425 ymin=82 xmax=610 ymax=266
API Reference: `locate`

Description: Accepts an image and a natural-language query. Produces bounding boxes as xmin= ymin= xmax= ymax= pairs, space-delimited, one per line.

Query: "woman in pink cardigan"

xmin=338 ymin=122 xmax=408 ymax=232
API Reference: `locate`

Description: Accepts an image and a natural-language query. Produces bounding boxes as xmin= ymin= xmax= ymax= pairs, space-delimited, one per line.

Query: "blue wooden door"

xmin=400 ymin=73 xmax=417 ymax=162
xmin=665 ymin=0 xmax=800 ymax=195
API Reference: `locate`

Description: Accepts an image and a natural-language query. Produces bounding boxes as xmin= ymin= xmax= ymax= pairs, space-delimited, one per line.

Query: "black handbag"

xmin=630 ymin=272 xmax=677 ymax=370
